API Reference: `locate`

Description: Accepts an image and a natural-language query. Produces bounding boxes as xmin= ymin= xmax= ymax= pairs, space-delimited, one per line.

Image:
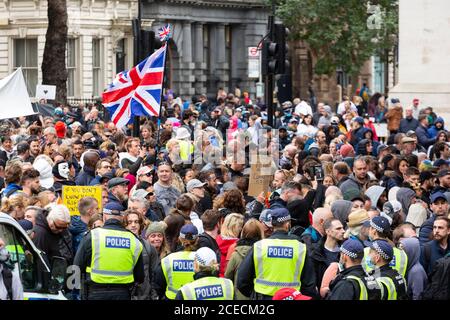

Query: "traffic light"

xmin=261 ymin=23 xmax=289 ymax=76
xmin=273 ymin=23 xmax=289 ymax=75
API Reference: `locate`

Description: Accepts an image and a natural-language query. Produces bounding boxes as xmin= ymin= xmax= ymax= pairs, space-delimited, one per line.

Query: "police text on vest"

xmin=195 ymin=284 xmax=223 ymax=300
xmin=173 ymin=260 xmax=194 ymax=272
xmin=105 ymin=236 xmax=131 ymax=249
xmin=267 ymin=246 xmax=293 ymax=258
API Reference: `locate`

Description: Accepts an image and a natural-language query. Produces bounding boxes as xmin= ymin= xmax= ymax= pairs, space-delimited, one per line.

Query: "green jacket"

xmin=224 ymin=240 xmax=254 ymax=300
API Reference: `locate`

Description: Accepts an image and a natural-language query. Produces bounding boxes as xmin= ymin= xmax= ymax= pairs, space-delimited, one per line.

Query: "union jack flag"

xmin=102 ymin=44 xmax=167 ymax=128
xmin=158 ymin=24 xmax=172 ymax=42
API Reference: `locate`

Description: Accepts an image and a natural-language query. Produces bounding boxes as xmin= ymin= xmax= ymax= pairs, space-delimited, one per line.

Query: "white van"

xmin=0 ymin=212 xmax=67 ymax=300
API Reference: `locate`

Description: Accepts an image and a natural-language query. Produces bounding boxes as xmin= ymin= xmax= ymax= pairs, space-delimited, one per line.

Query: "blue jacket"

xmin=427 ymin=117 xmax=445 ymax=139
xmin=416 ymin=124 xmax=436 ymax=149
xmin=75 ymin=166 xmax=96 ymax=186
xmin=1 ymin=183 xmax=23 ymax=198
xmin=420 ymin=238 xmax=450 ymax=275
xmin=419 ymin=215 xmax=435 ymax=246
xmin=89 ymin=176 xmax=103 ymax=186
xmin=69 ymin=216 xmax=88 ymax=254
xmin=399 ymin=117 xmax=420 ymax=133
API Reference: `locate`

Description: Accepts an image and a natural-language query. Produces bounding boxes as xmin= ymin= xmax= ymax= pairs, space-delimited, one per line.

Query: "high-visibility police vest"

xmin=180 ymin=276 xmax=234 ymax=300
xmin=5 ymin=245 xmax=25 ymax=264
xmin=376 ymin=277 xmax=398 ymax=300
xmin=86 ymin=228 xmax=142 ymax=284
xmin=362 ymin=246 xmax=408 ymax=277
xmin=253 ymin=238 xmax=306 ymax=296
xmin=346 ymin=275 xmax=368 ymax=300
xmin=161 ymin=251 xmax=195 ymax=299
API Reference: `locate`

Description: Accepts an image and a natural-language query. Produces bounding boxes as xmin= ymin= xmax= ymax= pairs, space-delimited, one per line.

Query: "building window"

xmin=66 ymin=38 xmax=77 ymax=97
xmin=13 ymin=39 xmax=38 ymax=96
xmin=115 ymin=38 xmax=126 ymax=74
xmin=92 ymin=38 xmax=103 ymax=96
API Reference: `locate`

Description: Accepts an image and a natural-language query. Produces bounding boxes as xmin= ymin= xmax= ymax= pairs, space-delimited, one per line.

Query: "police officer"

xmin=153 ymin=224 xmax=198 ymax=299
xmin=368 ymin=239 xmax=408 ymax=300
xmin=327 ymin=239 xmax=381 ymax=300
xmin=175 ymin=247 xmax=234 ymax=300
xmin=73 ymin=202 xmax=144 ymax=300
xmin=236 ymin=208 xmax=318 ymax=300
xmin=362 ymin=216 xmax=408 ymax=277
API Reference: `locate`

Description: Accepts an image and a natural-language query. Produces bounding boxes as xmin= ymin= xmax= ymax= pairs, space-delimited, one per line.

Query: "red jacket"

xmin=216 ymin=235 xmax=238 ymax=277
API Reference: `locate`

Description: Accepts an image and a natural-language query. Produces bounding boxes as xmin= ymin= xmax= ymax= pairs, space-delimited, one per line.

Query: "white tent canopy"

xmin=0 ymin=68 xmax=36 ymax=120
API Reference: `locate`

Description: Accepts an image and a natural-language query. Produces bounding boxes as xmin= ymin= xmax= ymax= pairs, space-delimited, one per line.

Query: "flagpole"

xmin=154 ymin=27 xmax=171 ymax=165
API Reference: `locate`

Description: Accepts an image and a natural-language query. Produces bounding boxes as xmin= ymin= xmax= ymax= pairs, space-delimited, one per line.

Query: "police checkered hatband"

xmin=276 ymin=215 xmax=291 ymax=223
xmin=370 ymin=220 xmax=384 ymax=233
xmin=373 ymin=242 xmax=390 ymax=260
xmin=340 ymin=247 xmax=358 ymax=259
xmin=103 ymin=208 xmax=122 ymax=216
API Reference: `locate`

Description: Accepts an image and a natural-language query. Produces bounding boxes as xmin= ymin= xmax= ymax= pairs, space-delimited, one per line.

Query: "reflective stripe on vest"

xmin=362 ymin=246 xmax=408 ymax=277
xmin=181 ymin=276 xmax=234 ymax=300
xmin=376 ymin=277 xmax=397 ymax=300
xmin=346 ymin=275 xmax=368 ymax=300
xmin=161 ymin=251 xmax=195 ymax=299
xmin=392 ymin=248 xmax=408 ymax=277
xmin=87 ymin=228 xmax=142 ymax=284
xmin=253 ymin=238 xmax=306 ymax=296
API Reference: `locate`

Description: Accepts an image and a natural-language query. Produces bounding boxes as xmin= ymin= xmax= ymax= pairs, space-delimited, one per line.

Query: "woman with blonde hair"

xmin=225 ymin=218 xmax=264 ymax=300
xmin=1 ymin=194 xmax=28 ymax=220
xmin=154 ymin=224 xmax=199 ymax=300
xmin=215 ymin=213 xmax=245 ymax=277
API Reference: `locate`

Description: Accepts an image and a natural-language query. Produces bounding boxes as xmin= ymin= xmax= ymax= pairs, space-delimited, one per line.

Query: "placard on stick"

xmin=248 ymin=158 xmax=273 ymax=197
xmin=62 ymin=186 xmax=102 ymax=216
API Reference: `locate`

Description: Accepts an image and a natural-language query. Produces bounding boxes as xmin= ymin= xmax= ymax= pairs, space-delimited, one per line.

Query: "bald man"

xmin=75 ymin=151 xmax=100 ymax=186
xmin=300 ymin=207 xmax=333 ymax=248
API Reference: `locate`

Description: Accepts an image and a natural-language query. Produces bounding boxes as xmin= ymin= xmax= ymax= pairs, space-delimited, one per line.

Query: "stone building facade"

xmin=0 ymin=0 xmax=139 ymax=99
xmin=142 ymin=0 xmax=270 ymax=99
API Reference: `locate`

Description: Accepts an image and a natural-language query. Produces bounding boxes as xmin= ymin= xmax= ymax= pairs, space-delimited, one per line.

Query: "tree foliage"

xmin=275 ymin=0 xmax=398 ymax=75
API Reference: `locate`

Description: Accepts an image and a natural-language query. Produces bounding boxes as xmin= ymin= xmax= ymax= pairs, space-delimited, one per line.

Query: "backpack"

xmin=1 ymin=266 xmax=13 ymax=300
xmin=422 ymin=253 xmax=450 ymax=300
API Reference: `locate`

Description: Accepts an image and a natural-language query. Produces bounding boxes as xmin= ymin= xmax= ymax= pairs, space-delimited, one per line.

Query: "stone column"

xmin=182 ymin=21 xmax=192 ymax=63
xmin=231 ymin=24 xmax=246 ymax=93
xmin=212 ymin=23 xmax=229 ymax=93
xmin=193 ymin=22 xmax=206 ymax=95
xmin=175 ymin=21 xmax=195 ymax=99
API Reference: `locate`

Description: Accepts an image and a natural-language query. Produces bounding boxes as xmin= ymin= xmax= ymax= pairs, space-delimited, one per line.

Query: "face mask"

xmin=366 ymin=255 xmax=376 ymax=269
xmin=58 ymin=163 xmax=70 ymax=179
xmin=0 ymin=247 xmax=10 ymax=263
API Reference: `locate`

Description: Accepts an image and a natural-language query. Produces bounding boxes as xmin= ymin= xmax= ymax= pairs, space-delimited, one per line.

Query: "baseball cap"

xmin=195 ymin=247 xmax=217 ymax=267
xmin=437 ymin=169 xmax=450 ymax=178
xmin=434 ymin=159 xmax=450 ymax=168
xmin=431 ymin=192 xmax=448 ymax=203
xmin=108 ymin=177 xmax=130 ymax=189
xmin=272 ymin=288 xmax=312 ymax=301
xmin=353 ymin=117 xmax=364 ymax=125
xmin=222 ymin=181 xmax=238 ymax=192
xmin=132 ymin=189 xmax=150 ymax=199
xmin=289 ymin=118 xmax=299 ymax=123
xmin=137 ymin=166 xmax=152 ymax=176
xmin=186 ymin=179 xmax=206 ymax=192
xmin=259 ymin=209 xmax=273 ymax=228
xmin=179 ymin=224 xmax=198 ymax=240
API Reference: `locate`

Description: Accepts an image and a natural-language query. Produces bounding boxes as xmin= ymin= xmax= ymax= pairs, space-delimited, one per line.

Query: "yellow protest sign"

xmin=62 ymin=185 xmax=102 ymax=216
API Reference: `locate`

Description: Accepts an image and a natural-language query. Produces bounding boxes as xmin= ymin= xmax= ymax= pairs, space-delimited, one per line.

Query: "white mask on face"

xmin=58 ymin=162 xmax=70 ymax=179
